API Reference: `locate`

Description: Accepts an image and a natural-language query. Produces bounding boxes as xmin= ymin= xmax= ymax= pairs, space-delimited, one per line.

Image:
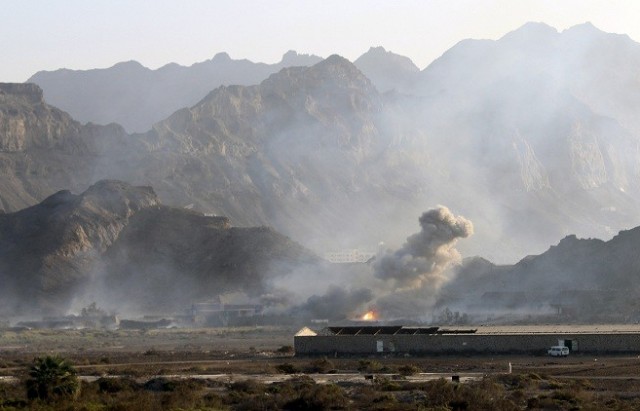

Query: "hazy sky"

xmin=3 ymin=0 xmax=640 ymax=82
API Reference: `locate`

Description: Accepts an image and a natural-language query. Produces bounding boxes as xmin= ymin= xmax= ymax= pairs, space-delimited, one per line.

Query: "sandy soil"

xmin=3 ymin=326 xmax=640 ymax=389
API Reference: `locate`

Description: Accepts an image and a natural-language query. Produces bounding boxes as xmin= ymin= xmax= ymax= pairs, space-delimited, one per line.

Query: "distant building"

xmin=119 ymin=318 xmax=172 ymax=330
xmin=295 ymin=325 xmax=640 ymax=355
xmin=191 ymin=302 xmax=263 ymax=326
xmin=16 ymin=314 xmax=119 ymax=330
xmin=324 ymin=249 xmax=375 ymax=263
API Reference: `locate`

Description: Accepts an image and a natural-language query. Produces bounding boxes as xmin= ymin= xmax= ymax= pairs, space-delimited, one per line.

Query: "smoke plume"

xmin=294 ymin=286 xmax=373 ymax=321
xmin=374 ymin=206 xmax=473 ymax=289
xmin=372 ymin=206 xmax=473 ymax=318
xmin=290 ymin=206 xmax=473 ymax=321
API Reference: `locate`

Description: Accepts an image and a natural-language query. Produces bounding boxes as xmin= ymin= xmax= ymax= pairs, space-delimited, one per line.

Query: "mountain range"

xmin=3 ymin=22 xmax=640 ymax=318
xmin=28 ymin=51 xmax=322 ymax=133
xmin=439 ymin=227 xmax=640 ymax=322
xmin=0 ymin=180 xmax=320 ymax=317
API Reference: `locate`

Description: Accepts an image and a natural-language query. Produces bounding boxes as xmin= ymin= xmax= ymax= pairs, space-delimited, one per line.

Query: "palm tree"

xmin=25 ymin=355 xmax=80 ymax=401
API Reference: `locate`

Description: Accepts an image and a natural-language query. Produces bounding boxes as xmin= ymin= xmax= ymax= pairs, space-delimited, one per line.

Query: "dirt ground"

xmin=3 ymin=326 xmax=640 ymax=387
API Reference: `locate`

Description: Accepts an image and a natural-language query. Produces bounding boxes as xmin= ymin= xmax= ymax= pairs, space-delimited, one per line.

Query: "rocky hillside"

xmin=28 ymin=51 xmax=322 ymax=132
xmin=396 ymin=22 xmax=640 ymax=259
xmin=0 ymin=180 xmax=320 ymax=316
xmin=5 ymin=23 xmax=640 ymax=263
xmin=438 ymin=226 xmax=640 ymax=322
xmin=0 ymin=83 xmax=127 ymax=212
xmin=89 ymin=55 xmax=435 ymax=253
xmin=353 ymin=46 xmax=420 ymax=94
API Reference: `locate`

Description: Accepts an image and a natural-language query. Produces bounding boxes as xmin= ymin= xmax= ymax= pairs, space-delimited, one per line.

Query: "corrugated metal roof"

xmin=299 ymin=324 xmax=640 ymax=338
xmin=323 ymin=326 xmax=477 ymax=336
xmin=472 ymin=324 xmax=640 ymax=334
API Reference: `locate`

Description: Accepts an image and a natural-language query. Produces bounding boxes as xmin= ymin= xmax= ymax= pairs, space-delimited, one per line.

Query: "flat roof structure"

xmin=295 ymin=324 xmax=640 ymax=356
xmin=470 ymin=324 xmax=640 ymax=334
xmin=321 ymin=326 xmax=476 ymax=336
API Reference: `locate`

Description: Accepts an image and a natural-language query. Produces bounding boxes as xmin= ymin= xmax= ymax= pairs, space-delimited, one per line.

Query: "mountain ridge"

xmin=28 ymin=51 xmax=323 ymax=132
xmin=0 ymin=180 xmax=320 ymax=316
xmin=4 ymin=22 xmax=640 ymax=263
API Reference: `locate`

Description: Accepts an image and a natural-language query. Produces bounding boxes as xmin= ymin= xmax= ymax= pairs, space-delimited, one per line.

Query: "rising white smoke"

xmin=292 ymin=206 xmax=474 ymax=321
xmin=372 ymin=206 xmax=473 ymax=318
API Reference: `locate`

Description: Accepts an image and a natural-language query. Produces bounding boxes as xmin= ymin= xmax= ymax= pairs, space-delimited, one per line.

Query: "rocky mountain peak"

xmin=0 ymin=83 xmax=44 ymax=104
xmin=111 ymin=60 xmax=147 ymax=72
xmin=305 ymin=55 xmax=375 ymax=90
xmin=0 ymin=180 xmax=321 ymax=316
xmin=0 ymin=82 xmax=89 ymax=153
xmin=497 ymin=22 xmax=560 ymax=57
xmin=0 ymin=180 xmax=162 ymax=314
xmin=257 ymin=54 xmax=376 ymax=99
xmin=280 ymin=50 xmax=323 ymax=66
xmin=354 ymin=46 xmax=420 ymax=93
xmin=501 ymin=21 xmax=559 ymax=42
xmin=356 ymin=46 xmax=419 ymax=72
xmin=212 ymin=52 xmax=232 ymax=62
xmin=315 ymin=54 xmax=359 ymax=70
xmin=30 ymin=180 xmax=160 ymax=222
xmin=367 ymin=46 xmax=387 ymax=54
xmin=79 ymin=180 xmax=159 ymax=217
xmin=562 ymin=21 xmax=604 ymax=38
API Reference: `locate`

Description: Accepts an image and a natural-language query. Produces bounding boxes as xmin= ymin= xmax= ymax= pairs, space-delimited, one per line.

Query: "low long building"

xmin=294 ymin=325 xmax=640 ymax=355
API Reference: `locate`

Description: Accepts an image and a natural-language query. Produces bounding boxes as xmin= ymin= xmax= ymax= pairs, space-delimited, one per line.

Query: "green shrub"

xmin=24 ymin=355 xmax=80 ymax=401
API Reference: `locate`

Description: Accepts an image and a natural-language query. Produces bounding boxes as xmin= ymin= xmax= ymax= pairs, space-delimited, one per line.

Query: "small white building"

xmin=324 ymin=249 xmax=375 ymax=263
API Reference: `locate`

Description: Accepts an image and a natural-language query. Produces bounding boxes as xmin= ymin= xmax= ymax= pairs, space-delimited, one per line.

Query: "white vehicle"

xmin=548 ymin=346 xmax=570 ymax=357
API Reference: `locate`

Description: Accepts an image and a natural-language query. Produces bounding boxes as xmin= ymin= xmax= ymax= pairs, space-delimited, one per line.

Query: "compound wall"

xmin=295 ymin=333 xmax=640 ymax=355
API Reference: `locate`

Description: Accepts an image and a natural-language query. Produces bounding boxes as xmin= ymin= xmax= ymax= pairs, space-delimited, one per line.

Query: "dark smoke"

xmin=294 ymin=286 xmax=373 ymax=321
xmin=260 ymin=289 xmax=296 ymax=310
xmin=284 ymin=207 xmax=473 ymax=322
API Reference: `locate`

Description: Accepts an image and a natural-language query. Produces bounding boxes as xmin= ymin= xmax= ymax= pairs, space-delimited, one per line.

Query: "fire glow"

xmin=361 ymin=310 xmax=377 ymax=321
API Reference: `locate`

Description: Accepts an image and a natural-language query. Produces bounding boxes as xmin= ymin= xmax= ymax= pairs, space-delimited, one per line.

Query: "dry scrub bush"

xmin=282 ymin=383 xmax=348 ymax=410
xmin=357 ymin=359 xmax=382 ymax=373
xmin=305 ymin=357 xmax=335 ymax=374
xmin=275 ymin=362 xmax=300 ymax=374
xmin=276 ymin=345 xmax=295 ymax=354
xmin=418 ymin=378 xmax=456 ymax=407
xmin=0 ymin=381 xmax=28 ymax=409
xmin=398 ymin=364 xmax=421 ymax=376
xmin=95 ymin=377 xmax=140 ymax=393
xmin=228 ymin=379 xmax=265 ymax=395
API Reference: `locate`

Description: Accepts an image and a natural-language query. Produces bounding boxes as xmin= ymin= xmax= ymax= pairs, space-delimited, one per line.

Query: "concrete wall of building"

xmin=295 ymin=333 xmax=640 ymax=355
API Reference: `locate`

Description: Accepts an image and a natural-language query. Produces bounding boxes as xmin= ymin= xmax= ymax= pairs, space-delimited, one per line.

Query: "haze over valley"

xmin=3 ymin=21 xmax=640 ymax=324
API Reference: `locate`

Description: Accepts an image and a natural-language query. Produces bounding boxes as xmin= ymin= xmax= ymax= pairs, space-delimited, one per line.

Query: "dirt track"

xmin=4 ymin=326 xmax=640 ymax=385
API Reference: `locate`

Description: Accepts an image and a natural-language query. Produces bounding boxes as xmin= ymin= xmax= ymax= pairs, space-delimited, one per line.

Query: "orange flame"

xmin=361 ymin=310 xmax=377 ymax=321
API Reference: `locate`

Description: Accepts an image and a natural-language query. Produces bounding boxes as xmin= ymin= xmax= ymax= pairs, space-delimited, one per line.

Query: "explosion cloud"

xmin=373 ymin=206 xmax=473 ymax=318
xmin=374 ymin=206 xmax=473 ymax=289
xmin=292 ymin=206 xmax=473 ymax=321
